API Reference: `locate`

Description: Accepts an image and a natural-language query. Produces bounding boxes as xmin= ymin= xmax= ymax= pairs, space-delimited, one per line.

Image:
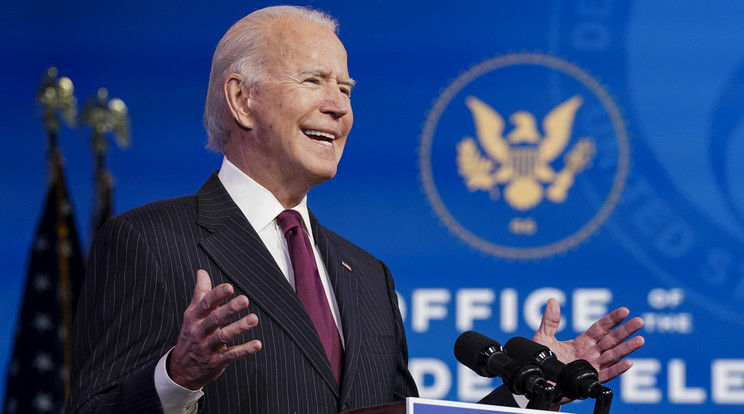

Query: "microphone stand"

xmin=555 ymin=359 xmax=613 ymax=414
xmin=524 ymin=383 xmax=557 ymax=411
xmin=523 ymin=381 xmax=612 ymax=413
xmin=500 ymin=356 xmax=558 ymax=411
xmin=589 ymin=383 xmax=613 ymax=414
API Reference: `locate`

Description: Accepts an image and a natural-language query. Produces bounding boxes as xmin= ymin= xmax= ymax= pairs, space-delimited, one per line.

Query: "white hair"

xmin=203 ymin=6 xmax=339 ymax=152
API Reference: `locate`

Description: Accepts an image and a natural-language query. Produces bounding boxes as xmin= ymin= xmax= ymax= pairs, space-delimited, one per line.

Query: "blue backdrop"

xmin=2 ymin=1 xmax=743 ymax=412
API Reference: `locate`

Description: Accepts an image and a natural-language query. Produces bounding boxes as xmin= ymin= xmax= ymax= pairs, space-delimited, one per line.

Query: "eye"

xmin=340 ymin=87 xmax=351 ymax=98
xmin=303 ymin=78 xmax=320 ymax=85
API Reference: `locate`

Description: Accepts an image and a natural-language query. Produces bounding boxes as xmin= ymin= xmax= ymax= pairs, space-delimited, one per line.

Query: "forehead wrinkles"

xmin=265 ymin=19 xmax=319 ymax=59
xmin=262 ymin=18 xmax=347 ymax=77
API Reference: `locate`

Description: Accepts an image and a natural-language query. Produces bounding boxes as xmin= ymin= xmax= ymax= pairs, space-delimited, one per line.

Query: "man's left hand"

xmin=532 ymin=298 xmax=645 ymax=384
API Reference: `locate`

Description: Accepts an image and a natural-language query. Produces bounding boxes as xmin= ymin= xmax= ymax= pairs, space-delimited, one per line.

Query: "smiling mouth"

xmin=303 ymin=129 xmax=336 ymax=144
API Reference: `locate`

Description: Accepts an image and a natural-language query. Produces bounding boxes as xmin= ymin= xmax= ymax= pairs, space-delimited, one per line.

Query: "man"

xmin=66 ymin=5 xmax=643 ymax=414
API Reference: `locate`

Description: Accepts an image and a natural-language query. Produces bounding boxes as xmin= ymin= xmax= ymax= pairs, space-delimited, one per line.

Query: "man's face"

xmin=245 ymin=18 xmax=354 ymax=195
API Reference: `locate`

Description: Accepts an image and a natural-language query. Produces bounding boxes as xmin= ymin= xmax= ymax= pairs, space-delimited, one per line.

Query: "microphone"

xmin=504 ymin=336 xmax=612 ymax=401
xmin=454 ymin=331 xmax=557 ymax=407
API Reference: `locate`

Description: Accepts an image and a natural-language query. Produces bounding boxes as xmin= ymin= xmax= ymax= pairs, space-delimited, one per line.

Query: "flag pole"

xmin=80 ymin=87 xmax=130 ymax=242
xmin=37 ymin=66 xmax=77 ymax=399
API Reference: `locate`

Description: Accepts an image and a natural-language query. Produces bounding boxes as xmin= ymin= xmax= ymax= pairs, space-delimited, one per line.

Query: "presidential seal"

xmin=419 ymin=52 xmax=629 ymax=259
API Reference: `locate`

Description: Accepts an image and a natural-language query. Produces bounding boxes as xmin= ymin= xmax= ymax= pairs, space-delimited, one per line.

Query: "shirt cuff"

xmin=154 ymin=348 xmax=204 ymax=414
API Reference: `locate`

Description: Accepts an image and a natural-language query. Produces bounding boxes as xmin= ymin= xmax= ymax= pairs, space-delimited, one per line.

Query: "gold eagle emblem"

xmin=456 ymin=95 xmax=595 ymax=211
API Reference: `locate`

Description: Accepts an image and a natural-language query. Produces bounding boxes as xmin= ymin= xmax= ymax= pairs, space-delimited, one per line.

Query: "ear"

xmin=224 ymin=74 xmax=253 ymax=130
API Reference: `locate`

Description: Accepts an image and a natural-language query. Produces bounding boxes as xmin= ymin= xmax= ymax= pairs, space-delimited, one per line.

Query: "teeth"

xmin=304 ymin=130 xmax=336 ymax=140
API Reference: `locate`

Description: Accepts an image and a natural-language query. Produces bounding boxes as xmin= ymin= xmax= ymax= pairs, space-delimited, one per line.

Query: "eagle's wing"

xmin=465 ymin=96 xmax=509 ymax=163
xmin=457 ymin=137 xmax=496 ymax=191
xmin=539 ymin=95 xmax=583 ymax=162
xmin=56 ymin=77 xmax=77 ymax=127
xmin=107 ymin=98 xmax=131 ymax=149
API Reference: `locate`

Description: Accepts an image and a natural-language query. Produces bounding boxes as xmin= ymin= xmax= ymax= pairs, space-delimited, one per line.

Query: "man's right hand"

xmin=168 ymin=269 xmax=262 ymax=390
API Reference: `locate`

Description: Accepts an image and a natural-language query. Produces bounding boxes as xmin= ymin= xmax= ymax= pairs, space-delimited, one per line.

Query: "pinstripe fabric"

xmin=64 ymin=173 xmax=418 ymax=413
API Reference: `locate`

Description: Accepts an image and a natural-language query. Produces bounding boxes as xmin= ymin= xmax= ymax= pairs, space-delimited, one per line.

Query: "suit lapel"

xmin=195 ymin=174 xmax=339 ymax=396
xmin=311 ymin=214 xmax=361 ymax=405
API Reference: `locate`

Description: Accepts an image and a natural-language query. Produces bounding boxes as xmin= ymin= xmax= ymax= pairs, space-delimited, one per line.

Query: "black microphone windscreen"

xmin=504 ymin=336 xmax=549 ymax=358
xmin=505 ymin=336 xmax=567 ymax=382
xmin=454 ymin=331 xmax=500 ymax=372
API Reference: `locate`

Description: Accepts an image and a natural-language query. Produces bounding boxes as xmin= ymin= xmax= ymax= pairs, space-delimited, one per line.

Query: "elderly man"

xmin=66 ymin=5 xmax=643 ymax=414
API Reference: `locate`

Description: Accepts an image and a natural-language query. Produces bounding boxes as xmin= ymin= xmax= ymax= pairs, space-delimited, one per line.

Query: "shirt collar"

xmin=217 ymin=156 xmax=315 ymax=243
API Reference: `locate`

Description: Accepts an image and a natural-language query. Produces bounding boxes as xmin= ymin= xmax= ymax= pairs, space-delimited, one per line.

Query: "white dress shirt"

xmin=154 ymin=157 xmax=345 ymax=414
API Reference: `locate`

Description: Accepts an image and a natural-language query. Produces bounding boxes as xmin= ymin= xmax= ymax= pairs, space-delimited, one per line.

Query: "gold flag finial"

xmin=80 ymin=87 xmax=131 ymax=242
xmin=36 ymin=66 xmax=77 ymax=137
xmin=80 ymin=87 xmax=131 ymax=157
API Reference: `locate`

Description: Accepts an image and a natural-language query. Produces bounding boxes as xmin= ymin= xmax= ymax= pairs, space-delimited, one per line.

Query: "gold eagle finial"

xmin=80 ymin=87 xmax=131 ymax=155
xmin=37 ymin=66 xmax=77 ymax=136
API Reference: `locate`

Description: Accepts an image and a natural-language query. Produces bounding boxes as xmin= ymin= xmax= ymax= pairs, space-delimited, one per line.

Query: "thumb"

xmin=534 ymin=298 xmax=561 ymax=342
xmin=190 ymin=269 xmax=213 ymax=306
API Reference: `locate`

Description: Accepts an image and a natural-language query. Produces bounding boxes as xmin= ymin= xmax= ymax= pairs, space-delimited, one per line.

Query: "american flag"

xmin=3 ymin=151 xmax=85 ymax=414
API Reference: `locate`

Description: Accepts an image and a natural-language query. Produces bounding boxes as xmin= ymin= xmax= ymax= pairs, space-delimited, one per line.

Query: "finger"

xmin=598 ymin=335 xmax=645 ymax=368
xmin=211 ymin=313 xmax=259 ymax=349
xmin=199 ymin=294 xmax=250 ymax=338
xmin=596 ymin=316 xmax=645 ymax=353
xmin=220 ymin=339 xmax=263 ymax=364
xmin=582 ymin=307 xmax=630 ymax=342
xmin=598 ymin=358 xmax=634 ymax=383
xmin=534 ymin=298 xmax=561 ymax=341
xmin=192 ymin=282 xmax=236 ymax=320
xmin=188 ymin=269 xmax=213 ymax=309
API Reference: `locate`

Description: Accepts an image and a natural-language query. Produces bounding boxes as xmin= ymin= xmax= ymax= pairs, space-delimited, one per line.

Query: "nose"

xmin=320 ymin=86 xmax=351 ymax=119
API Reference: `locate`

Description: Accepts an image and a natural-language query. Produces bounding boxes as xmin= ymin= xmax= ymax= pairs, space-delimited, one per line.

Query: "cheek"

xmin=346 ymin=108 xmax=354 ymax=129
xmin=335 ymin=138 xmax=347 ymax=157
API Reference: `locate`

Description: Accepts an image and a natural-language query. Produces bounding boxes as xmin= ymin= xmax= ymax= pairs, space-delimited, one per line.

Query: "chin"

xmin=317 ymin=169 xmax=338 ymax=182
xmin=309 ymin=167 xmax=338 ymax=185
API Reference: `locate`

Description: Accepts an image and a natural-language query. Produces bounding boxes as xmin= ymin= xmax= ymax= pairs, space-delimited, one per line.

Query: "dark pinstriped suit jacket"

xmin=65 ymin=173 xmax=516 ymax=413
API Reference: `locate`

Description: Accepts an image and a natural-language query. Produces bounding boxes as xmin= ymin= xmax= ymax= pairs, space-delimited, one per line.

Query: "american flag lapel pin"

xmin=341 ymin=261 xmax=352 ymax=272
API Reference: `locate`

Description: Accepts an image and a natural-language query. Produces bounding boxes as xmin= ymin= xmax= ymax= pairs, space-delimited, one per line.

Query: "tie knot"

xmin=277 ymin=209 xmax=303 ymax=234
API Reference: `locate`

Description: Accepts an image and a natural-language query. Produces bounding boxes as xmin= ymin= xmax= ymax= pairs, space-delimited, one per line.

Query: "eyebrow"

xmin=302 ymin=69 xmax=356 ymax=89
xmin=340 ymin=78 xmax=356 ymax=90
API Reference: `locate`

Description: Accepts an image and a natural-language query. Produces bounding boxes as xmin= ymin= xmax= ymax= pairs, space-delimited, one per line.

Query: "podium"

xmin=341 ymin=397 xmax=576 ymax=414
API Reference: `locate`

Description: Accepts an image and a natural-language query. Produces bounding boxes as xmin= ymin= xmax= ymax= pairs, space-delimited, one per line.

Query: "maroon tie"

xmin=277 ymin=210 xmax=343 ymax=385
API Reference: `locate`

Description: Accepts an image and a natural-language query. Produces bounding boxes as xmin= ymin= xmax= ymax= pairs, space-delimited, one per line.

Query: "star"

xmin=5 ymin=397 xmax=18 ymax=413
xmin=33 ymin=313 xmax=53 ymax=333
xmin=60 ymin=200 xmax=72 ymax=216
xmin=32 ymin=392 xmax=54 ymax=412
xmin=33 ymin=274 xmax=51 ymax=292
xmin=32 ymin=352 xmax=55 ymax=373
xmin=34 ymin=236 xmax=49 ymax=252
xmin=57 ymin=240 xmax=73 ymax=258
